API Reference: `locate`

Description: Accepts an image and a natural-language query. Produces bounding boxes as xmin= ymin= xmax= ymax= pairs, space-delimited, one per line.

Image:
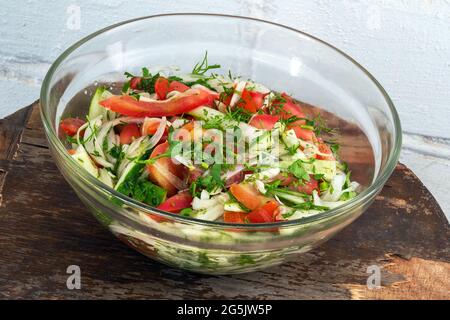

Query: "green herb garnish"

xmin=192 ymin=51 xmax=221 ymax=75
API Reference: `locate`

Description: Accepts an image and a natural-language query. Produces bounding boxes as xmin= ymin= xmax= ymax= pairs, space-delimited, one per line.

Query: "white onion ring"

xmin=117 ymin=117 xmax=167 ymax=177
xmin=153 ymin=161 xmax=187 ymax=191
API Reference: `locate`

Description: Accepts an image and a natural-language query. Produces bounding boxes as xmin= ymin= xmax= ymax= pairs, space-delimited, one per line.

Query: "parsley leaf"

xmin=115 ymin=162 xmax=166 ymax=207
xmin=189 ymin=163 xmax=224 ymax=197
xmin=288 ymin=160 xmax=310 ymax=181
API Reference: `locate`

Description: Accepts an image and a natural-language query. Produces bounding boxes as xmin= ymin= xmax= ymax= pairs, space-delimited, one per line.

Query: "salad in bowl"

xmin=42 ymin=14 xmax=400 ymax=274
xmin=59 ymin=53 xmax=360 ymax=226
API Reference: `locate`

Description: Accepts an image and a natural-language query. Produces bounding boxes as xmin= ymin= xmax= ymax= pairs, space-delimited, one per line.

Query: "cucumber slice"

xmin=71 ymin=145 xmax=99 ymax=177
xmin=271 ymin=189 xmax=307 ymax=205
xmin=88 ymin=87 xmax=114 ymax=120
xmin=303 ymin=160 xmax=337 ymax=181
xmin=187 ymin=106 xmax=237 ymax=129
xmin=224 ymin=201 xmax=247 ymax=212
xmin=115 ymin=161 xmax=143 ymax=193
xmin=188 ymin=106 xmax=225 ymax=121
xmin=98 ymin=168 xmax=114 ymax=188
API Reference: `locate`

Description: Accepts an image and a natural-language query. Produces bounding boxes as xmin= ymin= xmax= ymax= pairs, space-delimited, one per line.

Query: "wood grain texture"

xmin=0 ymin=101 xmax=448 ymax=300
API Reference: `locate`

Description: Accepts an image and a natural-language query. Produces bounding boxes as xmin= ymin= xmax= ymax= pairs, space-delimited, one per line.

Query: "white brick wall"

xmin=1 ymin=0 xmax=449 ymax=216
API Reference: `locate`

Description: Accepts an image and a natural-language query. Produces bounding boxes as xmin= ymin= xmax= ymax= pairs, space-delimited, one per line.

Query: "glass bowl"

xmin=40 ymin=14 xmax=401 ymax=274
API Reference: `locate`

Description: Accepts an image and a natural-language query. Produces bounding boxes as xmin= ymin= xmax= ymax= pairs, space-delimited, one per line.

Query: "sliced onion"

xmin=147 ymin=116 xmax=167 ymax=149
xmin=229 ymin=80 xmax=246 ymax=107
xmin=171 ymin=118 xmax=188 ymax=129
xmin=117 ymin=117 xmax=167 ymax=177
xmin=153 ymin=161 xmax=186 ymax=190
xmin=321 ymin=173 xmax=346 ymax=202
xmin=76 ymin=121 xmax=90 ymax=146
xmin=223 ymin=164 xmax=244 ymax=180
xmin=105 ymin=129 xmax=118 ymax=164
xmin=141 ymin=117 xmax=164 ymax=136
xmin=166 ymin=90 xmax=180 ymax=99
xmin=216 ymin=101 xmax=228 ymax=113
xmin=190 ymin=84 xmax=220 ymax=96
xmin=173 ymin=155 xmax=194 ymax=170
xmin=110 ymin=116 xmax=146 ymax=127
xmin=138 ymin=93 xmax=158 ymax=102
xmin=195 ymin=205 xmax=224 ymax=221
xmin=222 ymin=165 xmax=245 ymax=186
xmin=83 ymin=117 xmax=115 ymax=169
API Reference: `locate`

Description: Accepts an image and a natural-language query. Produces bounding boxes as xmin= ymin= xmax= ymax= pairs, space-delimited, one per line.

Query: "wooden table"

xmin=0 ymin=102 xmax=449 ymax=300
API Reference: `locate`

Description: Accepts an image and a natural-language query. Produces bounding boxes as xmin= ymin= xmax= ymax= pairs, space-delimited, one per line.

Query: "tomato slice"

xmin=168 ymin=81 xmax=190 ymax=93
xmin=141 ymin=118 xmax=169 ymax=139
xmin=100 ymin=88 xmax=219 ymax=117
xmin=129 ymin=77 xmax=142 ymax=90
xmin=59 ymin=118 xmax=85 ymax=137
xmin=119 ymin=123 xmax=141 ymax=145
xmin=249 ymin=114 xmax=280 ymax=130
xmin=316 ymin=142 xmax=335 ymax=161
xmin=247 ymin=201 xmax=279 ymax=223
xmin=271 ymin=93 xmax=305 ymax=120
xmin=155 ymin=77 xmax=170 ymax=100
xmin=223 ymin=211 xmax=248 ymax=224
xmin=157 ymin=191 xmax=192 ymax=213
xmin=237 ymin=89 xmax=266 ymax=113
xmin=274 ymin=173 xmax=295 ymax=187
xmin=147 ymin=142 xmax=185 ymax=196
xmin=229 ymin=183 xmax=269 ymax=211
xmin=288 ymin=120 xmax=317 ymax=142
xmin=295 ymin=176 xmax=319 ymax=195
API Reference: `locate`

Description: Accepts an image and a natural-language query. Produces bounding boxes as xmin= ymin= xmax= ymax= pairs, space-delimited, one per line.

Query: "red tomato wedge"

xmin=275 ymin=173 xmax=319 ymax=195
xmin=237 ymin=90 xmax=266 ymax=113
xmin=154 ymin=77 xmax=170 ymax=100
xmin=223 ymin=211 xmax=248 ymax=224
xmin=147 ymin=141 xmax=185 ymax=196
xmin=59 ymin=118 xmax=85 ymax=137
xmin=229 ymin=183 xmax=270 ymax=211
xmin=249 ymin=114 xmax=280 ymax=130
xmin=99 ymin=88 xmax=219 ymax=117
xmin=295 ymin=176 xmax=319 ymax=195
xmin=157 ymin=191 xmax=192 ymax=213
xmin=271 ymin=93 xmax=305 ymax=120
xmin=142 ymin=118 xmax=164 ymax=135
xmin=274 ymin=173 xmax=295 ymax=187
xmin=247 ymin=201 xmax=279 ymax=223
xmin=129 ymin=77 xmax=142 ymax=89
xmin=288 ymin=120 xmax=317 ymax=142
xmin=119 ymin=123 xmax=141 ymax=145
xmin=316 ymin=142 xmax=335 ymax=161
xmin=168 ymin=81 xmax=190 ymax=93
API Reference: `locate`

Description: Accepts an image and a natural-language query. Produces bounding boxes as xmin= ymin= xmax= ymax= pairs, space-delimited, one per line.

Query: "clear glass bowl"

xmin=40 ymin=14 xmax=401 ymax=274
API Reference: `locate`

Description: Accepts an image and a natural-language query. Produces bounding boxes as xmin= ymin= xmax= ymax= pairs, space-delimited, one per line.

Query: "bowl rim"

xmin=40 ymin=13 xmax=402 ymax=230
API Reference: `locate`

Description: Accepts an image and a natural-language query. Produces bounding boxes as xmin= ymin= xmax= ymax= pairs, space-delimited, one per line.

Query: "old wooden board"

xmin=0 ymin=101 xmax=448 ymax=300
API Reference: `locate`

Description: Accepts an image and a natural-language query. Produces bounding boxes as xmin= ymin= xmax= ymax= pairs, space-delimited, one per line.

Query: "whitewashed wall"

xmin=1 ymin=0 xmax=449 ymax=216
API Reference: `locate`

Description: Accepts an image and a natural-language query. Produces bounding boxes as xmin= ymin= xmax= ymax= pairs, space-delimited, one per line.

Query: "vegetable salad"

xmin=60 ymin=53 xmax=359 ymax=224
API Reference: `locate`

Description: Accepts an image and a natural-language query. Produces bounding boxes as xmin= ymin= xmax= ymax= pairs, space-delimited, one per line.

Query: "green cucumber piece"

xmin=88 ymin=87 xmax=114 ymax=120
xmin=303 ymin=160 xmax=337 ymax=181
xmin=115 ymin=161 xmax=143 ymax=194
xmin=71 ymin=145 xmax=99 ymax=177
xmin=188 ymin=106 xmax=225 ymax=121
xmin=98 ymin=168 xmax=114 ymax=188
xmin=271 ymin=189 xmax=307 ymax=205
xmin=224 ymin=201 xmax=247 ymax=212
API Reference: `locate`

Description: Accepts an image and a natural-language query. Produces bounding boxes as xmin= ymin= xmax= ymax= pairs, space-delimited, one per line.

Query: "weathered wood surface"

xmin=0 ymin=101 xmax=448 ymax=300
